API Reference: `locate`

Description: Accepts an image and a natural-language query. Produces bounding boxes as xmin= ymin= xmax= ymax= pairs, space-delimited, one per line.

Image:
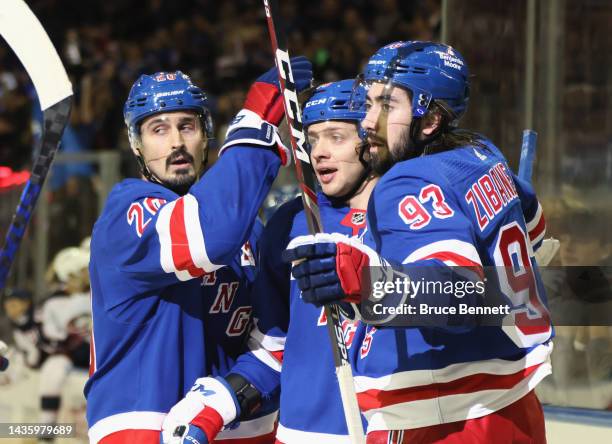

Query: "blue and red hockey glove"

xmin=282 ymin=233 xmax=385 ymax=307
xmin=161 ymin=376 xmax=240 ymax=444
xmin=219 ymin=57 xmax=313 ymax=166
xmin=244 ymin=55 xmax=312 ymax=126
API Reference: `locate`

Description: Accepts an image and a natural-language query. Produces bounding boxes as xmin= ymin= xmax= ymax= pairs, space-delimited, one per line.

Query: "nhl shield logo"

xmin=351 ymin=212 xmax=366 ymax=226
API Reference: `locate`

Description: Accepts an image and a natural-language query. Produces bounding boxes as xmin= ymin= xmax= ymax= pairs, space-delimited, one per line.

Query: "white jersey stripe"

xmin=88 ymin=411 xmax=165 ymax=444
xmin=247 ymin=336 xmax=282 ymax=372
xmin=403 ymin=239 xmax=482 ymax=266
xmin=183 ymin=193 xmax=222 ymax=272
xmin=156 ymin=200 xmax=192 ymax=281
xmin=363 ymin=361 xmax=551 ymax=432
xmin=251 ymin=319 xmax=286 ymax=351
xmin=216 ymin=412 xmax=277 ymax=440
xmin=530 ymin=229 xmax=546 ymax=248
xmin=526 ymin=202 xmax=543 ymax=232
xmin=354 ymin=341 xmax=552 ymax=392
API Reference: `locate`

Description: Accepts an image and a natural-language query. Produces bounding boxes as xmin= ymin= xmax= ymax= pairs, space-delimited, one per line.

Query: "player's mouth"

xmin=367 ymin=134 xmax=387 ymax=153
xmin=316 ymin=166 xmax=338 ymax=184
xmin=170 ymin=157 xmax=191 ymax=166
xmin=167 ymin=151 xmax=194 ymax=170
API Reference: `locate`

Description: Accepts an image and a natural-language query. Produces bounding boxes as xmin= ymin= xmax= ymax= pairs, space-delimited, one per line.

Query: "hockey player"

xmin=86 ymin=61 xmax=312 ymax=444
xmin=39 ymin=246 xmax=91 ymax=441
xmin=285 ymin=41 xmax=552 ymax=443
xmin=161 ymin=80 xmax=376 ymax=443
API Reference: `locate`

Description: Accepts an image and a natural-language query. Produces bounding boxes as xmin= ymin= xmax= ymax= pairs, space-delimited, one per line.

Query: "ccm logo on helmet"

xmin=305 ymin=98 xmax=327 ymax=108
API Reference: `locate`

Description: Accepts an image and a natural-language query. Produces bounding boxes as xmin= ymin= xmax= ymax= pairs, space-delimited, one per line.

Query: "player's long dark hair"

xmin=420 ymin=102 xmax=489 ymax=155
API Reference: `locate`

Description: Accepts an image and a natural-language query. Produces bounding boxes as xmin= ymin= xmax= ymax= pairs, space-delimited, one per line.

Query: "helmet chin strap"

xmin=135 ymin=147 xmax=166 ymax=186
xmin=326 ymin=162 xmax=374 ymax=207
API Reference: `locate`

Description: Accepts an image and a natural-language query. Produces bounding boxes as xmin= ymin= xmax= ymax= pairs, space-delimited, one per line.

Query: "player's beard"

xmin=369 ymin=126 xmax=418 ymax=176
xmin=161 ymin=148 xmax=197 ymax=195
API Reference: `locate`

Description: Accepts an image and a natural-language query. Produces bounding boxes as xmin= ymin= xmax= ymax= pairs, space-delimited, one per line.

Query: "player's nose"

xmin=362 ymin=109 xmax=378 ymax=132
xmin=169 ymin=126 xmax=185 ymax=148
xmin=310 ymin=140 xmax=331 ymax=162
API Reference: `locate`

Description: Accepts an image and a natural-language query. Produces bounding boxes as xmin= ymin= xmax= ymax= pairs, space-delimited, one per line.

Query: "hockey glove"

xmin=218 ymin=57 xmax=312 ymax=167
xmin=244 ymin=56 xmax=312 ymax=126
xmin=283 ymin=233 xmax=387 ymax=307
xmin=161 ymin=376 xmax=240 ymax=444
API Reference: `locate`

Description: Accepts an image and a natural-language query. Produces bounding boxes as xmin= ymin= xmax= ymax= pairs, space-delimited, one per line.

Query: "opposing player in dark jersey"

xmin=162 ymin=80 xmax=377 ymax=443
xmin=285 ymin=42 xmax=551 ymax=443
xmin=86 ymin=60 xmax=312 ymax=444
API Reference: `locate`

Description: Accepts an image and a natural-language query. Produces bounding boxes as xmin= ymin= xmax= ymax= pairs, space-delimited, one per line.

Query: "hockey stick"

xmin=261 ymin=1 xmax=365 ymax=442
xmin=518 ymin=129 xmax=537 ymax=182
xmin=518 ymin=130 xmax=560 ymax=265
xmin=0 ymin=0 xmax=73 ymax=292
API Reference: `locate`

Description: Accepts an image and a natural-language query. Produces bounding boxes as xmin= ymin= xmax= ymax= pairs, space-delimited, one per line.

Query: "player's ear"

xmin=420 ymin=111 xmax=442 ymax=137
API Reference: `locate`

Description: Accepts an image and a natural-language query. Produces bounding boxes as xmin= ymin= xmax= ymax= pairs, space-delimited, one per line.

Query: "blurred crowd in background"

xmin=1 ymin=0 xmax=442 ymax=258
xmin=0 ymin=0 xmax=441 ymax=171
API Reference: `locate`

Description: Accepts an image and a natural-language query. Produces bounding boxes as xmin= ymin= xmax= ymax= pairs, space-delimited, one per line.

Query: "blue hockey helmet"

xmin=303 ymin=79 xmax=366 ymax=132
xmin=123 ymin=71 xmax=213 ymax=143
xmin=362 ymin=41 xmax=470 ymax=124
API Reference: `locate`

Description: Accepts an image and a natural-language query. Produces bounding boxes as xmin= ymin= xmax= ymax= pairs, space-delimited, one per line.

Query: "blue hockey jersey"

xmin=230 ymin=194 xmax=368 ymax=443
xmin=353 ymin=140 xmax=552 ymax=432
xmin=85 ymin=148 xmax=280 ymax=443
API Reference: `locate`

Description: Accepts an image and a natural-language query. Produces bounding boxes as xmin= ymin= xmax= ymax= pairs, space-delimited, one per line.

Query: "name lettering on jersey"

xmin=360 ymin=326 xmax=377 ymax=358
xmin=200 ymin=270 xmax=217 ymax=286
xmin=226 ymin=306 xmax=252 ymax=337
xmin=209 ymin=282 xmax=239 ymax=314
xmin=127 ymin=198 xmax=166 ymax=237
xmin=398 ymin=184 xmax=454 ymax=230
xmin=241 ymin=241 xmax=255 ymax=267
xmin=465 ymin=162 xmax=518 ymax=231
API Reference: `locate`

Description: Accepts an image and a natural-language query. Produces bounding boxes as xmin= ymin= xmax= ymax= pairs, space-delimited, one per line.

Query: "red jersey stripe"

xmin=357 ymin=363 xmax=542 ymax=411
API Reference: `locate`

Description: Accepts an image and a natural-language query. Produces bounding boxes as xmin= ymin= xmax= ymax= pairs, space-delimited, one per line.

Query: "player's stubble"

xmin=369 ymin=125 xmax=417 ymax=176
xmin=162 ymin=147 xmax=198 ymax=195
